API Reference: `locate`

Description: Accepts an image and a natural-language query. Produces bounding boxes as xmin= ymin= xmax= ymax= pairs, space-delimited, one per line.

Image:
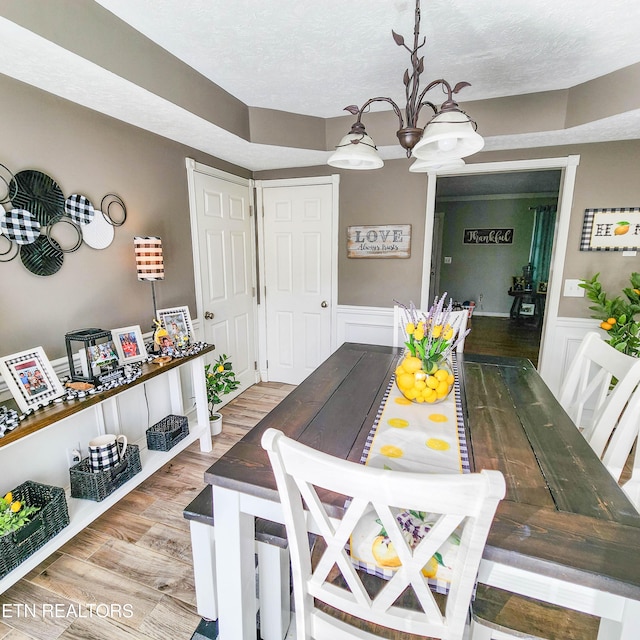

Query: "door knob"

xmin=204 ymin=311 xmax=215 ymax=320
xmin=321 ymin=301 xmax=328 ymax=308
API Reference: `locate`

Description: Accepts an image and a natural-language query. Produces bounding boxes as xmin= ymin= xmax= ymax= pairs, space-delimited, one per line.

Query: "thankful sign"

xmin=463 ymin=228 xmax=514 ymax=245
xmin=347 ymin=225 xmax=411 ymax=258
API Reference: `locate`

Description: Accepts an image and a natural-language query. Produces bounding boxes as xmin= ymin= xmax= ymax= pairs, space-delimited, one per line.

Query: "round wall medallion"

xmin=65 ymin=193 xmax=96 ymax=225
xmin=20 ymin=235 xmax=64 ymax=276
xmin=10 ymin=170 xmax=65 ymax=226
xmin=0 ymin=208 xmax=41 ymax=244
xmin=82 ymin=206 xmax=115 ymax=249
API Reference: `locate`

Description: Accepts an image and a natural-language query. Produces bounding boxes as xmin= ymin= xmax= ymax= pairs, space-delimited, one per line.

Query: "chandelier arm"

xmin=414 ymin=100 xmax=438 ymax=125
xmin=357 ymin=97 xmax=405 ymax=131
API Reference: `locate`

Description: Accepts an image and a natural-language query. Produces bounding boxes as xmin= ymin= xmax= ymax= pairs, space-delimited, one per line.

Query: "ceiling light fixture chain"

xmin=328 ymin=0 xmax=484 ymax=171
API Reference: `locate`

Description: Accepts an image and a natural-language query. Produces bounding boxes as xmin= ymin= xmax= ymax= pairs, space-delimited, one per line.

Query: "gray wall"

xmin=437 ymin=196 xmax=557 ymax=314
xmin=0 ymin=75 xmax=248 ymax=360
xmin=2 ymin=70 xmax=640 ymax=364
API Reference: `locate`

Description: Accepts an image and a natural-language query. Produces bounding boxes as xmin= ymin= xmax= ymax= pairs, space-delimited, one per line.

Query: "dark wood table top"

xmin=205 ymin=342 xmax=640 ymax=601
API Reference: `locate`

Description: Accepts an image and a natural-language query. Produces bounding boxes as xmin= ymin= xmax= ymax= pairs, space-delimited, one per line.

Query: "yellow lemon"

xmin=436 ymin=381 xmax=449 ymax=395
xmin=404 ymin=387 xmax=418 ymax=400
xmin=426 ymin=438 xmax=450 ymax=451
xmin=415 ymin=395 xmax=425 ymax=403
xmin=380 ymin=445 xmax=404 ymax=458
xmin=397 ymin=373 xmax=415 ymax=391
xmin=403 ymin=356 xmax=423 ymax=373
xmin=3 ymin=492 xmax=12 ymax=503
xmin=372 ymin=536 xmax=401 ymax=567
xmin=388 ymin=417 xmax=409 ymax=428
xmin=395 ymin=365 xmax=406 ymax=376
xmin=426 ymin=375 xmax=439 ymax=389
xmin=434 ymin=369 xmax=448 ymax=382
xmin=415 ymin=380 xmax=427 ymax=391
xmin=447 ymin=373 xmax=455 ymax=385
xmin=423 ymin=389 xmax=437 ymax=402
xmin=421 ymin=556 xmax=439 ymax=578
xmin=10 ymin=500 xmax=22 ymax=512
xmin=429 ymin=413 xmax=448 ymax=422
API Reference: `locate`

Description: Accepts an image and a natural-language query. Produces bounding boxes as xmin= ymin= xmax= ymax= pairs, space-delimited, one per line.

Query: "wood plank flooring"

xmin=0 ymin=382 xmax=295 ymax=640
xmin=465 ymin=315 xmax=542 ymax=366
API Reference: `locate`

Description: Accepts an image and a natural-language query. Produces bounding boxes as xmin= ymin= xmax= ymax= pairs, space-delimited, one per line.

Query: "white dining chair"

xmin=261 ymin=427 xmax=505 ymax=640
xmin=557 ymin=331 xmax=640 ymax=450
xmin=393 ymin=304 xmax=470 ymax=353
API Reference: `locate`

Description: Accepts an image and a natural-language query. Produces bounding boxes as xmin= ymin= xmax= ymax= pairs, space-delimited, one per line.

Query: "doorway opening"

xmin=431 ymin=168 xmax=562 ymax=366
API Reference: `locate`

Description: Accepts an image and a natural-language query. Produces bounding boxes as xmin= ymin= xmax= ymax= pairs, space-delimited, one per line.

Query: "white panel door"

xmin=191 ymin=169 xmax=256 ymax=397
xmin=262 ymin=183 xmax=333 ymax=384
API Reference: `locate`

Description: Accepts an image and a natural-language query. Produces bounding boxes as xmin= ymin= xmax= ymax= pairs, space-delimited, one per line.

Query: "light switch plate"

xmin=444 ymin=256 xmax=452 ymax=264
xmin=564 ymin=279 xmax=585 ymax=297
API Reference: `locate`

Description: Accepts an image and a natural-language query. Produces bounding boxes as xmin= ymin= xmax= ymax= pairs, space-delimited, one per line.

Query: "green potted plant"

xmin=579 ymin=272 xmax=640 ymax=357
xmin=204 ymin=354 xmax=240 ymax=435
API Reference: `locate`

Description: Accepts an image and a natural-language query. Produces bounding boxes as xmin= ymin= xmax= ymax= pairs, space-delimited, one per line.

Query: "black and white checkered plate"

xmin=65 ymin=193 xmax=96 ymax=225
xmin=0 ymin=208 xmax=41 ymax=244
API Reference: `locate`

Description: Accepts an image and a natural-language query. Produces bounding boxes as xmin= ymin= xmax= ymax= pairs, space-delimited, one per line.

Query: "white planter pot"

xmin=209 ymin=412 xmax=223 ymax=436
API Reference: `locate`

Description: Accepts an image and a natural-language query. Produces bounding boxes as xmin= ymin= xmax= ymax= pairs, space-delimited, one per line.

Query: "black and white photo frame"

xmin=111 ymin=325 xmax=148 ymax=364
xmin=157 ymin=306 xmax=194 ymax=348
xmin=0 ymin=346 xmax=65 ymax=412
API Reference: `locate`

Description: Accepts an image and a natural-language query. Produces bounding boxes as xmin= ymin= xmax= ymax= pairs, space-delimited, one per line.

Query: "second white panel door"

xmin=262 ymin=183 xmax=334 ymax=384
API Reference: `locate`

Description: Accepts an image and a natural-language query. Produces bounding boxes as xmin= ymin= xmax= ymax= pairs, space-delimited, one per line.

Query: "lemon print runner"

xmin=348 ymin=352 xmax=469 ymax=593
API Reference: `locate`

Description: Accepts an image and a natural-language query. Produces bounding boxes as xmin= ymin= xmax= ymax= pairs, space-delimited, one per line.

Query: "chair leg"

xmin=256 ymin=540 xmax=291 ymax=640
xmin=189 ymin=520 xmax=218 ymax=620
xmin=470 ymin=619 xmax=494 ymax=639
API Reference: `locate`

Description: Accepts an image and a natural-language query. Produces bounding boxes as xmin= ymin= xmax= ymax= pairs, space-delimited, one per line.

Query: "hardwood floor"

xmin=0 ymin=382 xmax=295 ymax=640
xmin=464 ymin=315 xmax=542 ymax=367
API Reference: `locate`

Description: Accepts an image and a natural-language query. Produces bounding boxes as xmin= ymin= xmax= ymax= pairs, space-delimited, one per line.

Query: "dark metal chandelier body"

xmin=328 ymin=0 xmax=483 ymax=170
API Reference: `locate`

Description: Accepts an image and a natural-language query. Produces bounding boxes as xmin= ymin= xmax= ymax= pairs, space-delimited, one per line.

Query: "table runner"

xmin=349 ymin=353 xmax=468 ymax=592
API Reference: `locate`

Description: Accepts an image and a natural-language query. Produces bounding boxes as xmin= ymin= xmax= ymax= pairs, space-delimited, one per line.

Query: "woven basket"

xmin=70 ymin=445 xmax=142 ymax=502
xmin=146 ymin=415 xmax=189 ymax=452
xmin=0 ymin=481 xmax=70 ymax=579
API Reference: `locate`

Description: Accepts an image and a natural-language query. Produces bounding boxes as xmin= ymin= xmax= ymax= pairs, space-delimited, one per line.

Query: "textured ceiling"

xmin=1 ymin=1 xmax=640 ymax=171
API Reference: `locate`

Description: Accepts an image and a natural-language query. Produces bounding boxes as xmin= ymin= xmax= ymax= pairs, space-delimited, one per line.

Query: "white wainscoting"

xmin=335 ymin=305 xmax=395 ymax=348
xmin=538 ymin=317 xmax=602 ymax=397
xmin=335 ymin=305 xmax=602 ymax=399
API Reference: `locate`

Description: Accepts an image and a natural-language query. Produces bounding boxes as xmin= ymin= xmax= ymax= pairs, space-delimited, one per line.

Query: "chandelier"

xmin=327 ymin=0 xmax=483 ymax=172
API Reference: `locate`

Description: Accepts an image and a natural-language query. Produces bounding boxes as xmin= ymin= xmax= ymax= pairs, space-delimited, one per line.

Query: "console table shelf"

xmin=0 ymin=345 xmax=214 ymax=593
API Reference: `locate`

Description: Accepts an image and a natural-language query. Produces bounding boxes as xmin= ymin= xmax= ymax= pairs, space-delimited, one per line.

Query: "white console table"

xmin=0 ymin=345 xmax=214 ymax=593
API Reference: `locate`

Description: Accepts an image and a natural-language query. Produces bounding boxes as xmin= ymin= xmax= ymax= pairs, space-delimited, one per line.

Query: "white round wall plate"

xmin=82 ymin=207 xmax=115 ymax=249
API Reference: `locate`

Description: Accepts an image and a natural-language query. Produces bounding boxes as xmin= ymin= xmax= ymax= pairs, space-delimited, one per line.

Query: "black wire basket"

xmin=0 ymin=481 xmax=70 ymax=579
xmin=146 ymin=415 xmax=189 ymax=452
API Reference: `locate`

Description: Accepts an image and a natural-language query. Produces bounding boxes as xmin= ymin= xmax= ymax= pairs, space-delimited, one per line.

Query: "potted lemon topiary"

xmin=204 ymin=354 xmax=240 ymax=435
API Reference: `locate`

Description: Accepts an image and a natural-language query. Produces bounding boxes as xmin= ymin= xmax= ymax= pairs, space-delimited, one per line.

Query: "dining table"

xmin=204 ymin=342 xmax=640 ymax=640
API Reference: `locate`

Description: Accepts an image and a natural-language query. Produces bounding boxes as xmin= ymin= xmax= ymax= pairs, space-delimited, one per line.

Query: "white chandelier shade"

xmin=409 ymin=156 xmax=466 ymax=173
xmin=327 ymin=132 xmax=384 ymax=170
xmin=412 ymin=110 xmax=485 ymax=160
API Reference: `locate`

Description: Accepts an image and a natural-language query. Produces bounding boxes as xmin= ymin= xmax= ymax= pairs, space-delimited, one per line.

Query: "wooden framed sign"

xmin=463 ymin=228 xmax=513 ymax=245
xmin=347 ymin=224 xmax=411 ymax=258
xmin=580 ymin=207 xmax=640 ymax=251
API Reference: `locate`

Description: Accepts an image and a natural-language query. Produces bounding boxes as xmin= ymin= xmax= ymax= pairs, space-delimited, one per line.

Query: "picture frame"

xmin=111 ymin=325 xmax=148 ymax=364
xmin=537 ymin=281 xmax=548 ymax=294
xmin=580 ymin=207 xmax=640 ymax=251
xmin=157 ymin=306 xmax=193 ymax=348
xmin=0 ymin=346 xmax=65 ymax=412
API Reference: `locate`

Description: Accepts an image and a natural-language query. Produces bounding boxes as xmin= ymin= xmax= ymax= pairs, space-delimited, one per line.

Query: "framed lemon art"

xmin=580 ymin=207 xmax=640 ymax=251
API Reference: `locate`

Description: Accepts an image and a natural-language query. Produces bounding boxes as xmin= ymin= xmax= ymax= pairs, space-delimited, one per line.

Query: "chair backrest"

xmin=558 ymin=331 xmax=640 ymax=454
xmin=392 ymin=305 xmax=469 ymax=353
xmin=262 ymin=428 xmax=505 ymax=640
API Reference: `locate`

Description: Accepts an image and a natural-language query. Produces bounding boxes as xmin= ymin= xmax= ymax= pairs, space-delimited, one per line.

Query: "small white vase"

xmin=209 ymin=412 xmax=223 ymax=436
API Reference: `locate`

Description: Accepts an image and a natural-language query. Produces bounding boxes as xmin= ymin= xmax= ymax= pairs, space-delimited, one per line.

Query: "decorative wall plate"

xmin=82 ymin=207 xmax=115 ymax=249
xmin=65 ymin=193 xmax=95 ymax=225
xmin=0 ymin=208 xmax=41 ymax=244
xmin=10 ymin=170 xmax=65 ymax=226
xmin=20 ymin=235 xmax=64 ymax=276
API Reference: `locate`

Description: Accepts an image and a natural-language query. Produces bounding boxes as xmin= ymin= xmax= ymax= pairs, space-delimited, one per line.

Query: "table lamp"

xmin=134 ymin=236 xmax=164 ymax=322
